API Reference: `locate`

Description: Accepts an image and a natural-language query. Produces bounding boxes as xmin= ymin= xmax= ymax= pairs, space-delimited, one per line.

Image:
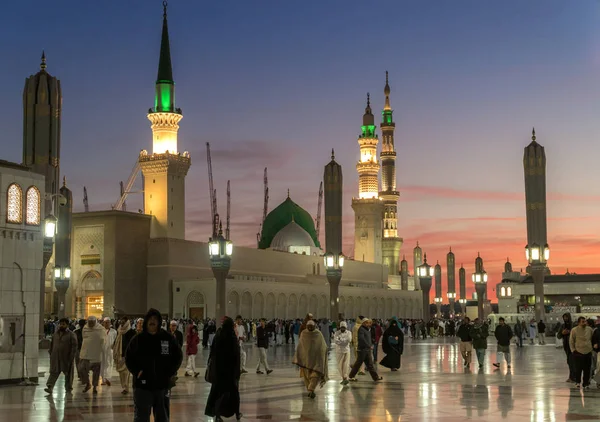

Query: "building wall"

xmin=0 ymin=165 xmax=44 ymax=382
xmin=172 ymin=278 xmax=422 ymax=321
xmin=69 ymin=211 xmax=150 ymax=318
xmin=148 ymin=237 xmax=420 ymax=318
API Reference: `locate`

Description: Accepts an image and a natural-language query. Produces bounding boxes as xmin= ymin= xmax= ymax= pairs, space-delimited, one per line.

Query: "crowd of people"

xmin=41 ymin=310 xmax=600 ymax=421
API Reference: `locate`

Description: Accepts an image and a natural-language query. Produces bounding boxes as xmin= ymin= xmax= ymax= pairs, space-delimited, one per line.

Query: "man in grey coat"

xmin=348 ymin=318 xmax=382 ymax=382
xmin=45 ymin=318 xmax=78 ymax=395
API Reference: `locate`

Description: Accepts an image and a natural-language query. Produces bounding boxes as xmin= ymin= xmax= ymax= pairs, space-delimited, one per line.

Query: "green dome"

xmin=259 ymin=197 xmax=321 ymax=249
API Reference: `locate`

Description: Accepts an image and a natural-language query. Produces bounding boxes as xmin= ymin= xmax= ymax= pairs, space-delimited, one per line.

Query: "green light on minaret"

xmin=361 ymin=124 xmax=376 ymax=137
xmin=156 ymin=83 xmax=173 ymax=112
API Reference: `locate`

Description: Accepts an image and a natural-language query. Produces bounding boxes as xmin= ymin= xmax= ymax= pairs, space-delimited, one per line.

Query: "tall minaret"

xmin=413 ymin=242 xmax=422 ymax=290
xmin=380 ymin=72 xmax=403 ymax=275
xmin=352 ymin=94 xmax=384 ymax=264
xmin=524 ymin=128 xmax=548 ymax=259
xmin=523 ymin=127 xmax=549 ymax=321
xmin=324 ymin=149 xmax=343 ymax=255
xmin=434 ymin=260 xmax=442 ymax=316
xmin=23 ymin=52 xmax=62 ymax=216
xmin=139 ymin=2 xmax=191 ymax=239
xmin=459 ymin=263 xmax=466 ymax=314
xmin=447 ymin=247 xmax=456 ymax=315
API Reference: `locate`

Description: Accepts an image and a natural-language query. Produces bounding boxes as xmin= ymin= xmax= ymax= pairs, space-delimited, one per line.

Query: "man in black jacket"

xmin=126 ymin=308 xmax=183 ymax=422
xmin=456 ymin=318 xmax=473 ymax=368
xmin=256 ymin=318 xmax=272 ymax=374
xmin=493 ymin=317 xmax=513 ymax=369
xmin=74 ymin=319 xmax=86 ymax=382
xmin=348 ymin=319 xmax=382 ymax=382
xmin=557 ymin=312 xmax=576 ymax=382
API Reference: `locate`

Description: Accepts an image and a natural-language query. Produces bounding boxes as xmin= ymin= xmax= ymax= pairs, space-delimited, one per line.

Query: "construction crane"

xmin=120 ymin=181 xmax=127 ymax=212
xmin=262 ymin=167 xmax=269 ymax=224
xmin=115 ymin=160 xmax=141 ymax=211
xmin=83 ymin=186 xmax=89 ymax=212
xmin=316 ymin=181 xmax=323 ymax=240
xmin=206 ymin=142 xmax=217 ymax=225
xmin=226 ymin=180 xmax=231 ymax=240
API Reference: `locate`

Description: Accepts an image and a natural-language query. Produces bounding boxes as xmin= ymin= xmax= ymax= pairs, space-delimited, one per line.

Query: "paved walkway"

xmin=0 ymin=337 xmax=598 ymax=421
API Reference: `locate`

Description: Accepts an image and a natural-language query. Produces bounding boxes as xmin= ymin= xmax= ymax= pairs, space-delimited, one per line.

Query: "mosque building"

xmin=60 ymin=3 xmax=421 ymax=320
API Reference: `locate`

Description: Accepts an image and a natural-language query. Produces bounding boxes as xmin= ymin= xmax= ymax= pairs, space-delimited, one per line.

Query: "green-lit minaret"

xmin=140 ymin=1 xmax=190 ymax=239
xmin=153 ymin=1 xmax=176 ymax=114
xmin=147 ymin=0 xmax=183 ymax=154
xmin=380 ymin=72 xmax=403 ymax=275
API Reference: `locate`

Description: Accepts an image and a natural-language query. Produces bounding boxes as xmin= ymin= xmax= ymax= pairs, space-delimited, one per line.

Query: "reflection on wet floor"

xmin=1 ymin=337 xmax=599 ymax=421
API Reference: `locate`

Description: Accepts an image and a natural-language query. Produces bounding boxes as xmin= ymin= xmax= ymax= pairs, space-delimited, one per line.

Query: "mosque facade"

xmin=62 ymin=3 xmax=421 ymax=321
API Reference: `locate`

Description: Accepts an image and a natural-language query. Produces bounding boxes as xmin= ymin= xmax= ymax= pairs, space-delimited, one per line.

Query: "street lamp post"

xmin=40 ymin=214 xmax=57 ymax=339
xmin=447 ymin=292 xmax=456 ymax=317
xmin=458 ymin=298 xmax=467 ymax=316
xmin=525 ymin=243 xmax=549 ymax=322
xmin=324 ymin=252 xmax=344 ymax=322
xmin=209 ymin=218 xmax=232 ymax=324
xmin=417 ymin=254 xmax=434 ymax=321
xmin=54 ymin=265 xmax=71 ymax=318
xmin=472 ymin=254 xmax=488 ymax=321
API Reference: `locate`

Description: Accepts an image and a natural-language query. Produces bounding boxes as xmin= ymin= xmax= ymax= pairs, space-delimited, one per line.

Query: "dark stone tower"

xmin=524 ymin=128 xmax=548 ymax=257
xmin=23 ymin=52 xmax=62 ymax=216
xmin=400 ymin=255 xmax=408 ymax=290
xmin=324 ymin=149 xmax=343 ymax=255
xmin=447 ymin=247 xmax=456 ymax=314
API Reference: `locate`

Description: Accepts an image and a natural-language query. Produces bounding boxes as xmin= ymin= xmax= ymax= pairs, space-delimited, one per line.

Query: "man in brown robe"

xmin=293 ymin=320 xmax=329 ymax=398
xmin=45 ymin=318 xmax=78 ymax=395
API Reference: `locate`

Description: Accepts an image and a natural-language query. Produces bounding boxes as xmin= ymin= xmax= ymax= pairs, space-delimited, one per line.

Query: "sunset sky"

xmin=2 ymin=1 xmax=600 ymax=300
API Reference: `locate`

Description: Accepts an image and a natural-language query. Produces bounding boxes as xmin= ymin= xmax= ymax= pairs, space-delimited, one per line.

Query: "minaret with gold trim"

xmin=352 ymin=94 xmax=384 ymax=263
xmin=139 ymin=1 xmax=191 ymax=239
xmin=380 ymin=72 xmax=403 ymax=274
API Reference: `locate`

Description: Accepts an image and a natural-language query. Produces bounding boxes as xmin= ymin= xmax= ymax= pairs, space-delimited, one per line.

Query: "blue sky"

xmin=1 ymin=1 xmax=600 ymax=296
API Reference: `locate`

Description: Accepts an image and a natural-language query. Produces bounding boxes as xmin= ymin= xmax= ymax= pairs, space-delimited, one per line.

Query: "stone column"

xmin=327 ymin=271 xmax=341 ymax=322
xmin=475 ymin=284 xmax=486 ymax=321
xmin=532 ymin=264 xmax=546 ymax=322
xmin=214 ymin=269 xmax=228 ymax=323
xmin=420 ymin=277 xmax=432 ymax=321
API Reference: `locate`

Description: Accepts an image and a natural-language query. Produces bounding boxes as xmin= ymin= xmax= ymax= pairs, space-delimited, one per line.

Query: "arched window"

xmin=507 ymin=286 xmax=512 ymax=296
xmin=7 ymin=183 xmax=23 ymax=223
xmin=25 ymin=186 xmax=41 ymax=225
xmin=500 ymin=286 xmax=506 ymax=297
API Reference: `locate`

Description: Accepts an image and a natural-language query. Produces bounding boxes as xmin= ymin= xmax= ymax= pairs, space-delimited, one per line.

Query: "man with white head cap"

xmin=100 ymin=317 xmax=117 ymax=386
xmin=334 ymin=321 xmax=352 ymax=385
xmin=348 ymin=318 xmax=382 ymax=382
xmin=79 ymin=315 xmax=105 ymax=394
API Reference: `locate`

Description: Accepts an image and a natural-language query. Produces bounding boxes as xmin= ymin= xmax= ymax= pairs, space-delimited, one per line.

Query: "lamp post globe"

xmin=209 ymin=219 xmax=232 ymax=324
xmin=525 ymin=243 xmax=549 ymax=322
xmin=458 ymin=298 xmax=467 ymax=316
xmin=417 ymin=253 xmax=434 ymax=322
xmin=325 ymin=252 xmax=344 ymax=322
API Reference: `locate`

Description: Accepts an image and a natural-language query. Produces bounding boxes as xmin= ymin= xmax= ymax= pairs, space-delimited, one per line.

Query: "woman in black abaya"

xmin=204 ymin=316 xmax=242 ymax=421
xmin=379 ymin=317 xmax=404 ymax=371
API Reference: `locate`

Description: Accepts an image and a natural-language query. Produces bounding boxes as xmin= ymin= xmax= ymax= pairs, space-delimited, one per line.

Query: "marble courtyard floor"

xmin=0 ymin=337 xmax=599 ymax=421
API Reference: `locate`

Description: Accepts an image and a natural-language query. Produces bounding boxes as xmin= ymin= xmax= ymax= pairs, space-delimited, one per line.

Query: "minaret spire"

xmin=157 ymin=1 xmax=173 ymax=84
xmin=40 ymin=51 xmax=46 ymax=71
xmin=148 ymin=0 xmax=182 ymax=154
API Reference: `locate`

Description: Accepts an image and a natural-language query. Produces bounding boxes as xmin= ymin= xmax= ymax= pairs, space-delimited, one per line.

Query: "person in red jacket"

xmin=372 ymin=321 xmax=383 ymax=362
xmin=185 ymin=325 xmax=200 ymax=377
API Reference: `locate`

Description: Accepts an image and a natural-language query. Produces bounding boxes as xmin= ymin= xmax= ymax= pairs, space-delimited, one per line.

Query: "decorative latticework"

xmin=25 ymin=186 xmax=41 ymax=225
xmin=7 ymin=183 xmax=23 ymax=223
